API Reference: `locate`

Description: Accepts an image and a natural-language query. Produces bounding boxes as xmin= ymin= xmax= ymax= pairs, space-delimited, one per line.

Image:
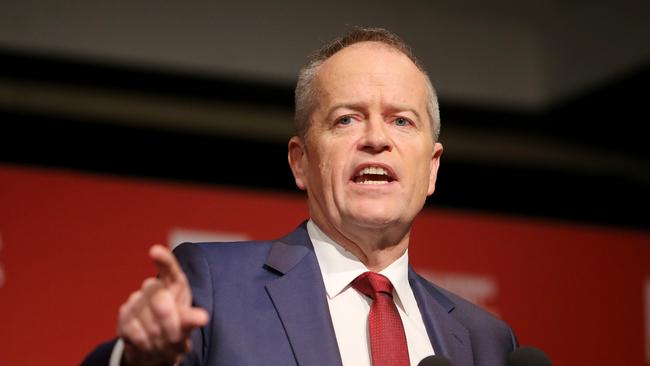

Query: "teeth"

xmin=358 ymin=166 xmax=388 ymax=176
xmin=358 ymin=180 xmax=388 ymax=185
xmin=354 ymin=166 xmax=392 ymax=184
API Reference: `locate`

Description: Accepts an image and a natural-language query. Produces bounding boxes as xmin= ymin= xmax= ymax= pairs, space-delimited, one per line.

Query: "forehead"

xmin=315 ymin=42 xmax=428 ymax=108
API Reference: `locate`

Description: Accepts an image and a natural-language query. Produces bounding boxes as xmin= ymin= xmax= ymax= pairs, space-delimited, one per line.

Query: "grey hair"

xmin=294 ymin=27 xmax=441 ymax=142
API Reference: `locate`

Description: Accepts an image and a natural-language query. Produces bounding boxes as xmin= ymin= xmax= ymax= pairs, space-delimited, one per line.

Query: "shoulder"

xmin=171 ymin=222 xmax=312 ymax=276
xmin=173 ymin=240 xmax=275 ymax=275
xmin=445 ymin=286 xmax=512 ymax=336
xmin=174 ymin=240 xmax=275 ymax=258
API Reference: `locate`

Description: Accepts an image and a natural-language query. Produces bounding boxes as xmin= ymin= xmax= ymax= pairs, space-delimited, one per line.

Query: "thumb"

xmin=180 ymin=306 xmax=210 ymax=330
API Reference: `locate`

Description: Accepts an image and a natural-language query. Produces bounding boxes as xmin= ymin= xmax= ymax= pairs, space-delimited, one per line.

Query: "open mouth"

xmin=352 ymin=166 xmax=396 ymax=185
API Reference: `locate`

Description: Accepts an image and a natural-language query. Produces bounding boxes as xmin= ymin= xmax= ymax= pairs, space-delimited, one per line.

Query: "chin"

xmin=348 ymin=210 xmax=400 ymax=229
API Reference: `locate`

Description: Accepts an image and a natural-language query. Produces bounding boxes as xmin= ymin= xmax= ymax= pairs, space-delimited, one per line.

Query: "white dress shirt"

xmin=307 ymin=220 xmax=435 ymax=366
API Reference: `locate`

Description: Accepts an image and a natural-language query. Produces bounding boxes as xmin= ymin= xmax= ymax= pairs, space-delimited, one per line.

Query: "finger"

xmin=121 ymin=317 xmax=153 ymax=351
xmin=129 ymin=278 xmax=160 ymax=318
xmin=149 ymin=286 xmax=182 ymax=343
xmin=137 ymin=279 xmax=165 ymax=346
xmin=149 ymin=245 xmax=185 ymax=286
xmin=138 ymin=277 xmax=162 ymax=307
xmin=137 ymin=303 xmax=166 ymax=350
xmin=117 ymin=290 xmax=142 ymax=326
xmin=180 ymin=306 xmax=210 ymax=330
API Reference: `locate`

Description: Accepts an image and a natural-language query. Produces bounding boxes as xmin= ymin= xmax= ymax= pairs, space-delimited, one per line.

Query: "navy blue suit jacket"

xmin=82 ymin=223 xmax=517 ymax=366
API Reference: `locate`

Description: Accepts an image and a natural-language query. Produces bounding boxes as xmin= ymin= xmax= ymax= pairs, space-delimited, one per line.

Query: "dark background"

xmin=1 ymin=0 xmax=648 ymax=230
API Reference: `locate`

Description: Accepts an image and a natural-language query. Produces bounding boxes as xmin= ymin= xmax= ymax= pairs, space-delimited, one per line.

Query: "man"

xmin=83 ymin=27 xmax=517 ymax=366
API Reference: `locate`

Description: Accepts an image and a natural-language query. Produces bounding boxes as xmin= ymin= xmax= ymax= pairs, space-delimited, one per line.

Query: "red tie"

xmin=352 ymin=271 xmax=410 ymax=366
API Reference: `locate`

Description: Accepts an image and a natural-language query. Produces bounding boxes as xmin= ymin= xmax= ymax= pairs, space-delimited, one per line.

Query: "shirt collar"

xmin=307 ymin=220 xmax=418 ymax=316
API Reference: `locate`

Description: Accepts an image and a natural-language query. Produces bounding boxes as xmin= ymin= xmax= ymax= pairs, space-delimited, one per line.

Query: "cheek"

xmin=316 ymin=146 xmax=347 ymax=179
xmin=411 ymin=150 xmax=434 ymax=187
xmin=317 ymin=159 xmax=345 ymax=192
xmin=306 ymin=134 xmax=356 ymax=191
xmin=306 ymin=154 xmax=334 ymax=193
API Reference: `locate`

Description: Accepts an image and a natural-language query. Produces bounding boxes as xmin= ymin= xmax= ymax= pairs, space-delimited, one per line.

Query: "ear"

xmin=288 ymin=136 xmax=308 ymax=190
xmin=427 ymin=142 xmax=443 ymax=196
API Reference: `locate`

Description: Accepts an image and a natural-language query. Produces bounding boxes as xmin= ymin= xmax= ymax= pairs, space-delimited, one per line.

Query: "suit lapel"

xmin=409 ymin=269 xmax=475 ymax=366
xmin=264 ymin=225 xmax=343 ymax=366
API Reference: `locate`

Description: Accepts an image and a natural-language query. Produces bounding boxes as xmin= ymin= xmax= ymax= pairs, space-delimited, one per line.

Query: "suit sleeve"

xmin=79 ymin=339 xmax=118 ymax=366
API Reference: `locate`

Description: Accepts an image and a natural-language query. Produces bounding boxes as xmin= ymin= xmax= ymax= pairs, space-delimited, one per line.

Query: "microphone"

xmin=418 ymin=355 xmax=455 ymax=366
xmin=507 ymin=346 xmax=552 ymax=366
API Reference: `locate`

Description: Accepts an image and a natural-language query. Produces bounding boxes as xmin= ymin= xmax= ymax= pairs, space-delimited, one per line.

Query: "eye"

xmin=394 ymin=117 xmax=411 ymax=127
xmin=337 ymin=115 xmax=354 ymax=126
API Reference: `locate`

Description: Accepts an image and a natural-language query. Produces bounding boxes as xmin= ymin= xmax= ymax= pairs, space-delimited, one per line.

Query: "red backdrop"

xmin=1 ymin=163 xmax=648 ymax=365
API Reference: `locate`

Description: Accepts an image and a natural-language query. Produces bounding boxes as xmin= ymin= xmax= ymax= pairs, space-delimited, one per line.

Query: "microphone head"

xmin=417 ymin=355 xmax=455 ymax=366
xmin=507 ymin=346 xmax=552 ymax=366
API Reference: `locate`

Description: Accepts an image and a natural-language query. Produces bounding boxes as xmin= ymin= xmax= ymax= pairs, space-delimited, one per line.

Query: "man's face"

xmin=289 ymin=42 xmax=443 ymax=237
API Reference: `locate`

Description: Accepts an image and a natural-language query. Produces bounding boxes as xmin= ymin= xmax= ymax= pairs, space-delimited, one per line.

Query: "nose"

xmin=359 ymin=116 xmax=392 ymax=154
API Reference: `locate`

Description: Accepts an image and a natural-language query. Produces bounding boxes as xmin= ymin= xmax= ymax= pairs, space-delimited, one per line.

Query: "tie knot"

xmin=351 ymin=271 xmax=394 ymax=299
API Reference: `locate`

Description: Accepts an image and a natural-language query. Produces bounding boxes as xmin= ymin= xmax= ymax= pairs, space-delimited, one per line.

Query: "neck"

xmin=312 ymin=217 xmax=411 ymax=272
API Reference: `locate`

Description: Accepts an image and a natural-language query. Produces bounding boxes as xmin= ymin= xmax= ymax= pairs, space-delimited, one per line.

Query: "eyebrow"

xmin=325 ymin=102 xmax=422 ymax=121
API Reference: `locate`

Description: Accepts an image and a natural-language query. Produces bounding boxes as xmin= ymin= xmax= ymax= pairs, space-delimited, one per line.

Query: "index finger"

xmin=149 ymin=244 xmax=184 ymax=285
